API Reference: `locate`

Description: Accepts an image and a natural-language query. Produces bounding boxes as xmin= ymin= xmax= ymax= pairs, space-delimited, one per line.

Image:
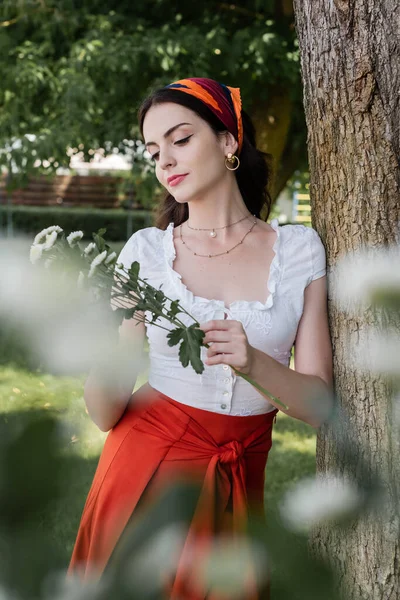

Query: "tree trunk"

xmin=292 ymin=1 xmax=400 ymax=599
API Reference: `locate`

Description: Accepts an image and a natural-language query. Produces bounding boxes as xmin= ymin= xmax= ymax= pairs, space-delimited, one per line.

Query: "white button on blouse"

xmin=116 ymin=219 xmax=326 ymax=416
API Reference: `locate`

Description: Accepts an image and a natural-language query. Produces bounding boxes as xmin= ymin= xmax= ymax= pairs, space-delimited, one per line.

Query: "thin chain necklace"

xmin=180 ymin=217 xmax=257 ymax=258
xmin=186 ymin=214 xmax=250 ymax=238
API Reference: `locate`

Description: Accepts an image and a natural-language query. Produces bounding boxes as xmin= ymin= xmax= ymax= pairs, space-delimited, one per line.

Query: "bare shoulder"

xmin=252 ymin=217 xmax=277 ymax=245
xmin=255 ymin=218 xmax=275 ymax=233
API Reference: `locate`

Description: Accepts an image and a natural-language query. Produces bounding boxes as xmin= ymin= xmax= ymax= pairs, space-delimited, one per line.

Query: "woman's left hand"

xmin=198 ymin=319 xmax=255 ymax=375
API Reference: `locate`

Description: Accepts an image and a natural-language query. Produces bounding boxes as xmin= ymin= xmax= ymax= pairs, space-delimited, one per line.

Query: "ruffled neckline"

xmin=163 ymin=218 xmax=281 ymax=313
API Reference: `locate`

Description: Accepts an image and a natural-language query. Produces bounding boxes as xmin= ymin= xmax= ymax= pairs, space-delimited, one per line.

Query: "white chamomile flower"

xmin=88 ymin=250 xmax=107 ymax=278
xmin=105 ymin=251 xmax=117 ymax=265
xmin=43 ymin=230 xmax=58 ymax=250
xmin=84 ymin=242 xmax=96 ymax=256
xmin=33 ymin=225 xmax=63 ymax=246
xmin=67 ymin=230 xmax=84 ymax=247
xmin=30 ymin=244 xmax=43 ymax=264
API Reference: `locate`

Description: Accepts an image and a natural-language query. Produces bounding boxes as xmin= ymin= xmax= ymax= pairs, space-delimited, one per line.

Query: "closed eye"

xmin=150 ymin=135 xmax=193 ymax=161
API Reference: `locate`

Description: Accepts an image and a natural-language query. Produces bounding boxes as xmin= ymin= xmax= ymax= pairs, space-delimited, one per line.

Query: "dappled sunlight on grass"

xmin=0 ymin=364 xmax=107 ymax=458
xmin=272 ymin=412 xmax=316 ymax=453
xmin=272 ymin=431 xmax=316 ymax=454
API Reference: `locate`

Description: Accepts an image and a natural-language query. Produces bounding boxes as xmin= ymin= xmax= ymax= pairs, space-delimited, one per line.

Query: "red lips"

xmin=167 ymin=173 xmax=188 ymax=185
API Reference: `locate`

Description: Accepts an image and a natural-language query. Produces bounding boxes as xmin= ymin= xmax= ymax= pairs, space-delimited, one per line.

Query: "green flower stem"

xmin=230 ymin=367 xmax=288 ymax=410
xmin=111 ymin=275 xmax=191 ymax=332
xmin=110 ymin=268 xmax=193 ymax=330
xmin=110 ymin=299 xmax=174 ymax=333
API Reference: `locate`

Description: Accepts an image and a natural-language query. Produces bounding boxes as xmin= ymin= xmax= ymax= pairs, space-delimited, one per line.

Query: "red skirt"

xmin=67 ymin=383 xmax=278 ymax=598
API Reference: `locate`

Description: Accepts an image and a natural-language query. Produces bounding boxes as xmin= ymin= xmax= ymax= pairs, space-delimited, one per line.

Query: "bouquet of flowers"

xmin=30 ymin=225 xmax=287 ymax=409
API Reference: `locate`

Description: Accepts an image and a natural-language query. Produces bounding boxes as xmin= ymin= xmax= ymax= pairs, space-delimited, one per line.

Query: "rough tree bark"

xmin=292 ymin=1 xmax=400 ymax=599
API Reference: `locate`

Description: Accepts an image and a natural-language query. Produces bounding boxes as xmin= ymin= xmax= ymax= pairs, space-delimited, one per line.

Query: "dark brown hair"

xmin=138 ymin=88 xmax=273 ymax=230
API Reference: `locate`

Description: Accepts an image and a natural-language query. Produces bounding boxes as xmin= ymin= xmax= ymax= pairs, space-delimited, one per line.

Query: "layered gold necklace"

xmin=180 ymin=215 xmax=257 ymax=258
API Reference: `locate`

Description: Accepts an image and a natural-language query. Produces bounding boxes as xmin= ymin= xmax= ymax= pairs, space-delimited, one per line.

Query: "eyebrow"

xmin=144 ymin=122 xmax=192 ymax=148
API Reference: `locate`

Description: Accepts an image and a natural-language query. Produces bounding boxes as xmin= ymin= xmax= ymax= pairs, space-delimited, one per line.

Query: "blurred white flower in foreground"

xmin=123 ymin=523 xmax=187 ymax=593
xmin=332 ymin=245 xmax=400 ymax=314
xmin=29 ymin=244 xmax=43 ymax=264
xmin=0 ymin=583 xmax=18 ymax=600
xmin=122 ymin=524 xmax=266 ymax=598
xmin=42 ymin=568 xmax=105 ymax=600
xmin=280 ymin=474 xmax=363 ymax=533
xmin=347 ymin=327 xmax=400 ymax=376
xmin=77 ymin=271 xmax=85 ymax=288
xmin=0 ymin=238 xmax=144 ymax=383
xmin=198 ymin=536 xmax=268 ymax=598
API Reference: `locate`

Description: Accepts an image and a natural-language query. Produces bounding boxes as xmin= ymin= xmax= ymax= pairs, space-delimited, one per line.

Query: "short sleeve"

xmin=115 ymin=231 xmax=141 ymax=277
xmin=111 ymin=232 xmax=142 ymax=312
xmin=308 ymin=227 xmax=326 ymax=284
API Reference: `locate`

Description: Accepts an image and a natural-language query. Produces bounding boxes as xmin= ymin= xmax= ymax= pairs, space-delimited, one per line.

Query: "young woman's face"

xmin=142 ymin=102 xmax=236 ymax=203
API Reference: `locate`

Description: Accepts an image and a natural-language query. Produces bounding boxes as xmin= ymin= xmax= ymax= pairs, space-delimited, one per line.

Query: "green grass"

xmin=0 ymin=362 xmax=316 ymax=566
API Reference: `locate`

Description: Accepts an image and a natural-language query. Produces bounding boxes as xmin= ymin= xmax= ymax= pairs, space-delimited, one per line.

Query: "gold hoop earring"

xmin=225 ymin=153 xmax=240 ymax=171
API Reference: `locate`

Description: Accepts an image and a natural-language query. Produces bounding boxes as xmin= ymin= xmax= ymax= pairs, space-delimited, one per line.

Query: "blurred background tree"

xmin=0 ymin=0 xmax=305 ymax=200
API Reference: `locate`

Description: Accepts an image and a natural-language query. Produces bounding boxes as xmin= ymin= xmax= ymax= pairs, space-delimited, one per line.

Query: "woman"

xmin=68 ymin=78 xmax=333 ymax=597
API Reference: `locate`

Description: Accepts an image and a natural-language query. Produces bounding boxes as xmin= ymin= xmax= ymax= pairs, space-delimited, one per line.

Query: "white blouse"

xmin=116 ymin=218 xmax=326 ymax=416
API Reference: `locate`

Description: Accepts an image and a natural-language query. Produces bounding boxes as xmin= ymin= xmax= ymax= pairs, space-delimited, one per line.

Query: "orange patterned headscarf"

xmin=164 ymin=77 xmax=243 ymax=155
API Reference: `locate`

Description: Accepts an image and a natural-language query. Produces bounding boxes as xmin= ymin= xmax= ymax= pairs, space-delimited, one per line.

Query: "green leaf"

xmin=166 ymin=327 xmax=185 ymax=347
xmin=92 ymin=231 xmax=106 ymax=252
xmin=128 ymin=261 xmax=140 ymax=284
xmin=167 ymin=299 xmax=182 ymax=320
xmin=167 ymin=324 xmax=205 ymax=374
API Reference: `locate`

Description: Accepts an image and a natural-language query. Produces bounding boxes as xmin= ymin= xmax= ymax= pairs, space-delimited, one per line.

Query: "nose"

xmin=158 ymin=147 xmax=176 ymax=171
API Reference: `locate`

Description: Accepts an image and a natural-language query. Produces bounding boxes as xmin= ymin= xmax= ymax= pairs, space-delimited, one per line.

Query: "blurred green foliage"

xmin=0 ymin=409 xmax=74 ymax=599
xmin=0 ymin=0 xmax=304 ymax=186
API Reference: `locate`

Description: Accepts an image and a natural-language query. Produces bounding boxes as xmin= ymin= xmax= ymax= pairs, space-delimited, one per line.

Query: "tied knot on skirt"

xmin=218 ymin=440 xmax=244 ymax=464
